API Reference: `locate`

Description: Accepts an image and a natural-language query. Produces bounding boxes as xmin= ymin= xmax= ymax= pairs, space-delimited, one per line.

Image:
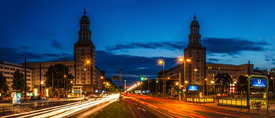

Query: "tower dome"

xmin=191 ymin=15 xmax=199 ymax=26
xmin=80 ymin=10 xmax=89 ymax=22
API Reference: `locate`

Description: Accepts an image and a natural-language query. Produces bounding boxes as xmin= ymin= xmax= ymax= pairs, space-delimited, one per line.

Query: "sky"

xmin=0 ymin=0 xmax=275 ymax=87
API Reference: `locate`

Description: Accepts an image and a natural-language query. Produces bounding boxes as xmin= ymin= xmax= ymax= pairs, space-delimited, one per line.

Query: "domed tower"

xmin=78 ymin=10 xmax=92 ymax=44
xmin=188 ymin=15 xmax=202 ymax=48
xmin=74 ymin=10 xmax=95 ymax=94
xmin=184 ymin=15 xmax=206 ymax=92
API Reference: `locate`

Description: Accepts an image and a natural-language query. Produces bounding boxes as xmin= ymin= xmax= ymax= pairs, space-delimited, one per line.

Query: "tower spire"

xmin=194 ymin=13 xmax=196 ymax=20
xmin=84 ymin=8 xmax=86 ymax=15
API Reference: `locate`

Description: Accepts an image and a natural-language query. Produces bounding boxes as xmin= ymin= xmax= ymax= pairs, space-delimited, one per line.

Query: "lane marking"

xmin=141 ymin=108 xmax=146 ymax=111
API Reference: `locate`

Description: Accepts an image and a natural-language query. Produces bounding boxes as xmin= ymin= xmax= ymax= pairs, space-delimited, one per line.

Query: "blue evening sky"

xmin=0 ymin=0 xmax=274 ymax=86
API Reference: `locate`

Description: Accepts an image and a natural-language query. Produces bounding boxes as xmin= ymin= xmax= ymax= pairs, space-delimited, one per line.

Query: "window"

xmin=4 ymin=72 xmax=9 ymax=74
xmin=0 ymin=66 xmax=3 ymax=69
xmin=4 ymin=67 xmax=9 ymax=70
xmin=27 ymin=71 xmax=30 ymax=73
xmin=10 ymin=68 xmax=15 ymax=70
xmin=27 ymin=79 xmax=31 ymax=81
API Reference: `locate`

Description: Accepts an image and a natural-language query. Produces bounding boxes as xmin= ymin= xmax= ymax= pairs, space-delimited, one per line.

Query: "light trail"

xmin=2 ymin=94 xmax=120 ymax=118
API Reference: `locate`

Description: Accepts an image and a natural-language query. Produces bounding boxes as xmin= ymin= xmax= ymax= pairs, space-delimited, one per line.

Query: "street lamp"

xmin=178 ymin=57 xmax=191 ymax=100
xmin=158 ymin=59 xmax=165 ymax=98
xmin=60 ymin=57 xmax=68 ymax=100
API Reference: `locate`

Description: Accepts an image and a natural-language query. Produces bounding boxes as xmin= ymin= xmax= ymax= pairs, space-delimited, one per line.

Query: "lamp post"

xmin=178 ymin=57 xmax=191 ymax=100
xmin=158 ymin=60 xmax=165 ymax=98
xmin=60 ymin=57 xmax=68 ymax=100
xmin=83 ymin=68 xmax=86 ymax=100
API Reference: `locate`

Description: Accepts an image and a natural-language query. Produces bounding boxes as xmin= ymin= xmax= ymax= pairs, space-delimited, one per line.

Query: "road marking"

xmin=149 ymin=106 xmax=174 ymax=118
xmin=141 ymin=108 xmax=146 ymax=111
xmin=137 ymin=107 xmax=141 ymax=109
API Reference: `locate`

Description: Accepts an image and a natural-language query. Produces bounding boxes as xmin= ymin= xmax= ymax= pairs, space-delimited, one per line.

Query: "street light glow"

xmin=194 ymin=69 xmax=198 ymax=72
xmin=158 ymin=60 xmax=164 ymax=64
xmin=186 ymin=59 xmax=191 ymax=62
xmin=185 ymin=81 xmax=188 ymax=84
xmin=178 ymin=57 xmax=184 ymax=62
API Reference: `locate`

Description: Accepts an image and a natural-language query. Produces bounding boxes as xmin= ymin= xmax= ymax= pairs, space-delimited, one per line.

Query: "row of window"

xmin=0 ymin=67 xmax=31 ymax=73
xmin=207 ymin=66 xmax=242 ymax=71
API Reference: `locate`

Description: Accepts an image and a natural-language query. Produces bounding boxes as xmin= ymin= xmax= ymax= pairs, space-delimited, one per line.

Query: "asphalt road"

xmin=1 ymin=94 xmax=119 ymax=118
xmin=126 ymin=95 xmax=274 ymax=118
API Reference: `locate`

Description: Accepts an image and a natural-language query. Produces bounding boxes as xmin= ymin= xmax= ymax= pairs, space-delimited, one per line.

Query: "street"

xmin=1 ymin=94 xmax=119 ymax=118
xmin=124 ymin=95 xmax=274 ymax=118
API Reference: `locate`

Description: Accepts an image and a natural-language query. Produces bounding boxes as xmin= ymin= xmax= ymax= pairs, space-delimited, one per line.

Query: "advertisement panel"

xmin=16 ymin=93 xmax=21 ymax=103
xmin=251 ymin=78 xmax=266 ymax=88
xmin=188 ymin=85 xmax=198 ymax=91
xmin=11 ymin=92 xmax=17 ymax=104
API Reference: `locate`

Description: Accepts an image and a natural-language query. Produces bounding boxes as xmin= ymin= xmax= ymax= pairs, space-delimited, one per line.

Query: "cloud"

xmin=202 ymin=38 xmax=267 ymax=54
xmin=208 ymin=58 xmax=219 ymax=62
xmin=106 ymin=37 xmax=267 ymax=55
xmin=21 ymin=46 xmax=31 ymax=49
xmin=95 ymin=50 xmax=177 ymax=81
xmin=0 ymin=47 xmax=73 ymax=64
xmin=50 ymin=39 xmax=63 ymax=49
xmin=106 ymin=41 xmax=186 ymax=51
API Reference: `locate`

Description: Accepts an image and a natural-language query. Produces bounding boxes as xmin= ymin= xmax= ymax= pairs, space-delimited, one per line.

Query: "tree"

xmin=44 ymin=64 xmax=74 ymax=97
xmin=12 ymin=70 xmax=27 ymax=92
xmin=214 ymin=73 xmax=233 ymax=94
xmin=0 ymin=73 xmax=9 ymax=95
xmin=103 ymin=78 xmax=118 ymax=93
xmin=238 ymin=75 xmax=247 ymax=97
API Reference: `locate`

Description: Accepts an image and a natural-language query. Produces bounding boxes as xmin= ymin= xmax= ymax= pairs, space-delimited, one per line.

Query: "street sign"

xmin=188 ymin=85 xmax=198 ymax=91
xmin=251 ymin=78 xmax=266 ymax=88
xmin=112 ymin=76 xmax=120 ymax=80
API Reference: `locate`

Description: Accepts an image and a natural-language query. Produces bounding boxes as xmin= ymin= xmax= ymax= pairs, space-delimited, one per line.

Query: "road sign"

xmin=112 ymin=76 xmax=120 ymax=80
xmin=251 ymin=78 xmax=266 ymax=88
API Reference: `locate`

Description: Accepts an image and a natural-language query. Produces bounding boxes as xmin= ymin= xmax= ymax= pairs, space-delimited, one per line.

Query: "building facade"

xmin=157 ymin=15 xmax=264 ymax=94
xmin=0 ymin=61 xmax=33 ymax=92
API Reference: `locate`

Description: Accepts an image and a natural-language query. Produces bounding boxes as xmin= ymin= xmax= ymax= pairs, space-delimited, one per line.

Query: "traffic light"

xmin=71 ymin=90 xmax=74 ymax=93
xmin=179 ymin=91 xmax=181 ymax=94
xmin=156 ymin=80 xmax=158 ymax=83
xmin=141 ymin=75 xmax=145 ymax=81
xmin=120 ymin=86 xmax=123 ymax=91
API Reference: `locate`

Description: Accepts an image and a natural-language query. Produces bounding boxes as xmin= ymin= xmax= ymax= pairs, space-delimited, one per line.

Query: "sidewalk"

xmin=197 ymin=101 xmax=275 ymax=117
xmin=141 ymin=94 xmax=275 ymax=117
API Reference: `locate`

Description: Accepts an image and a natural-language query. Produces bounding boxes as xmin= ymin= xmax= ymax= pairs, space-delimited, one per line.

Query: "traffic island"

xmin=93 ymin=101 xmax=128 ymax=118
